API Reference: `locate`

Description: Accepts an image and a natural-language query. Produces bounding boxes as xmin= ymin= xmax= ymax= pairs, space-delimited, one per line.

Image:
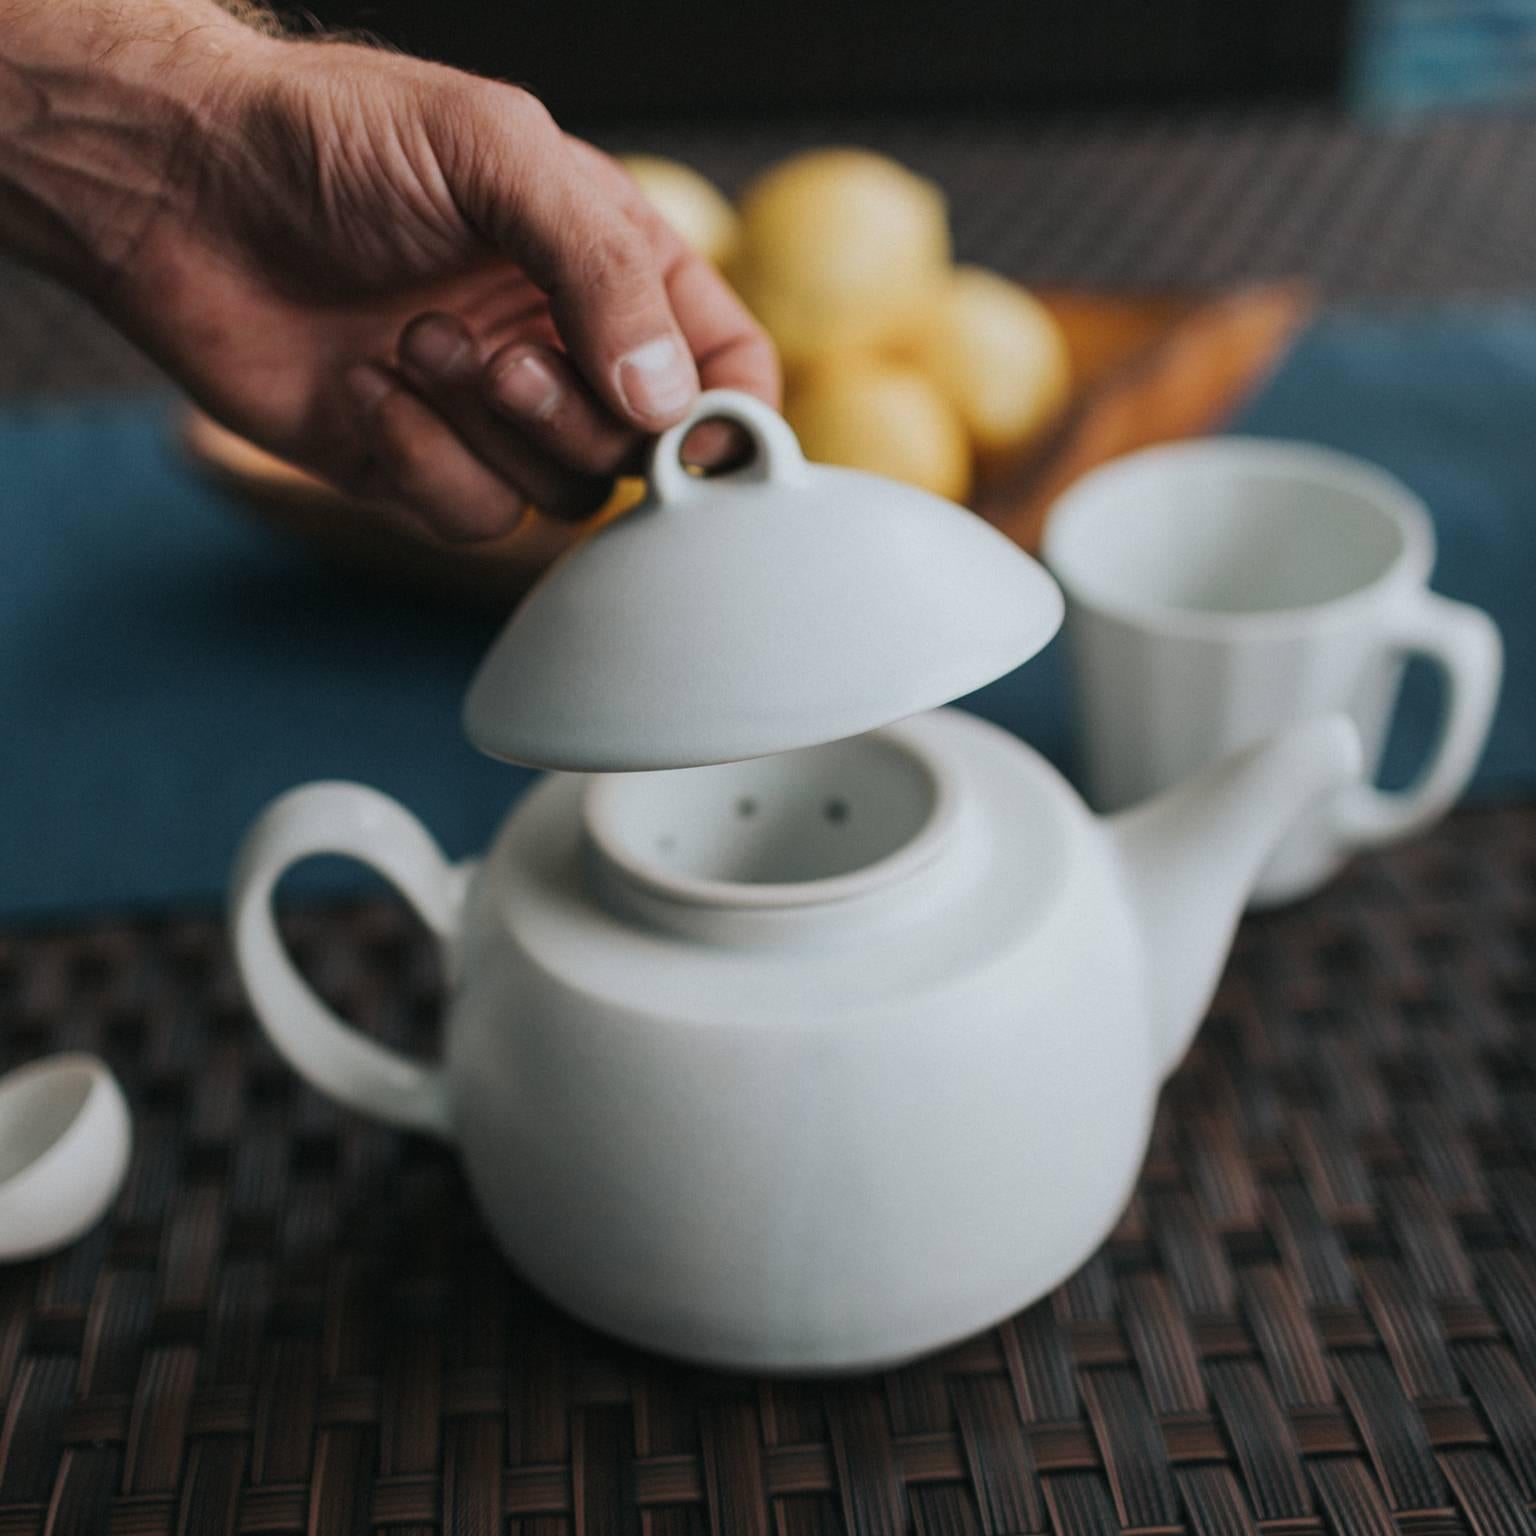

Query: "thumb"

xmin=446 ymin=86 xmax=698 ymax=428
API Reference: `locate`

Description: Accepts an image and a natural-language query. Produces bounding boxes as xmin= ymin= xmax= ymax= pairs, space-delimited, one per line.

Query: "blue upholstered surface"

xmin=2 ymin=305 xmax=1532 ymax=917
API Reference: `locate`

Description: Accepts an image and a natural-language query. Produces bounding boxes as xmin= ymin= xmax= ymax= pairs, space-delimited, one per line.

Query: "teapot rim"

xmin=581 ymin=721 xmax=963 ymax=913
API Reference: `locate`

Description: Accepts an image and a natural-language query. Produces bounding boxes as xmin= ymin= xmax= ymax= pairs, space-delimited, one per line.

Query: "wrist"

xmin=0 ymin=0 xmax=281 ymax=293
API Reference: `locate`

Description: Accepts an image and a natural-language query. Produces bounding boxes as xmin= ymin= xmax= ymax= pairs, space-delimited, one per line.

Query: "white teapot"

xmin=230 ymin=393 xmax=1361 ymax=1373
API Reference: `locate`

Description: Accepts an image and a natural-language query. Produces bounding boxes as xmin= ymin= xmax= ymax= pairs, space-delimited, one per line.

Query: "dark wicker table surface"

xmin=3 ymin=806 xmax=1534 ymax=1536
xmin=3 ymin=108 xmax=1536 ymax=1536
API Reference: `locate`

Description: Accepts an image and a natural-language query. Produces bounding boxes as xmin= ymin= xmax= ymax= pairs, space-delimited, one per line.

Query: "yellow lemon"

xmin=786 ymin=357 xmax=971 ymax=502
xmin=732 ymin=149 xmax=951 ymax=366
xmin=910 ymin=267 xmax=1071 ymax=461
xmin=620 ymin=155 xmax=739 ymax=267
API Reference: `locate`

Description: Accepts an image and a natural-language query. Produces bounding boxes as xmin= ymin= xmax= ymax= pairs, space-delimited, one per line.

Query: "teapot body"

xmin=230 ymin=709 xmax=1169 ymax=1371
xmin=444 ymin=710 xmax=1158 ymax=1370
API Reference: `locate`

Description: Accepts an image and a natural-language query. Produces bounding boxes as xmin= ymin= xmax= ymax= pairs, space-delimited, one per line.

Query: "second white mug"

xmin=1042 ymin=438 xmax=1503 ymax=906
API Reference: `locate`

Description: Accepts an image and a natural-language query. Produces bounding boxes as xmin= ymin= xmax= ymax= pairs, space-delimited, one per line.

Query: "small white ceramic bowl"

xmin=0 ymin=1053 xmax=132 ymax=1263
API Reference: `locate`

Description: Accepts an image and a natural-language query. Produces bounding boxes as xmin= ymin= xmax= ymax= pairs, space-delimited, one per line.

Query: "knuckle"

xmin=434 ymin=77 xmax=554 ymax=182
xmin=490 ymin=82 xmax=556 ymax=137
xmin=445 ymin=79 xmax=555 ymax=160
xmin=572 ymin=225 xmax=654 ymax=299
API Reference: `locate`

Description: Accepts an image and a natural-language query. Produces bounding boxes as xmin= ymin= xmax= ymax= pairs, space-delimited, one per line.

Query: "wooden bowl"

xmin=971 ymin=282 xmax=1313 ymax=550
xmin=179 ymin=410 xmax=575 ymax=605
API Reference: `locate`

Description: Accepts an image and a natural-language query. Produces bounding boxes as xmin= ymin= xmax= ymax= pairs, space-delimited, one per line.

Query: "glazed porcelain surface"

xmin=230 ymin=709 xmax=1361 ymax=1371
xmin=0 ymin=1053 xmax=132 ymax=1263
xmin=464 ymin=391 xmax=1063 ymax=772
xmin=1044 ymin=439 xmax=1503 ymax=906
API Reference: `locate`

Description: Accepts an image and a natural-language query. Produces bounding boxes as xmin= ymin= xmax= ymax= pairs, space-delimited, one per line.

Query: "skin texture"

xmin=0 ymin=0 xmax=779 ymax=540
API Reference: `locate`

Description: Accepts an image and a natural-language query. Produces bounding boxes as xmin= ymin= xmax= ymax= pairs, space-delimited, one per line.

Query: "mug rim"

xmin=1041 ymin=437 xmax=1436 ymax=641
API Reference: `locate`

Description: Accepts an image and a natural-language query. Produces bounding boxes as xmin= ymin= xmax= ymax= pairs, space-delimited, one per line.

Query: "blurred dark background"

xmin=295 ymin=0 xmax=1358 ymax=121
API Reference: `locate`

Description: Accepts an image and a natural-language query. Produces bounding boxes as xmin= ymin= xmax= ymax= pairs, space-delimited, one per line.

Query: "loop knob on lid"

xmin=647 ymin=390 xmax=808 ymax=502
xmin=464 ymin=390 xmax=1063 ymax=772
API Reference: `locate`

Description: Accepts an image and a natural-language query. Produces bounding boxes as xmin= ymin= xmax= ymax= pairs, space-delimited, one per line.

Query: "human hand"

xmin=0 ymin=2 xmax=779 ymax=540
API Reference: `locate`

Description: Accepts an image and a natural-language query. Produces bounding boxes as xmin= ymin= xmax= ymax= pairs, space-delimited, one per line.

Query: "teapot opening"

xmin=583 ymin=729 xmax=957 ymax=908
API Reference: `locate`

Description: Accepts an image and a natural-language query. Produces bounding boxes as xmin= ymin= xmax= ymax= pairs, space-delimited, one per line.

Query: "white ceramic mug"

xmin=1042 ymin=439 xmax=1503 ymax=906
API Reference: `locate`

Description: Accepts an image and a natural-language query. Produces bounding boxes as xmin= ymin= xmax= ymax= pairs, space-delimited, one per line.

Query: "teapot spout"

xmin=1108 ymin=715 xmax=1363 ymax=1080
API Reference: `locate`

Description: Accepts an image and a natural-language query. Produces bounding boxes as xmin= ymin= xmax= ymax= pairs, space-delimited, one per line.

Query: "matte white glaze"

xmin=228 ymin=709 xmax=1361 ymax=1370
xmin=0 ymin=1053 xmax=131 ymax=1263
xmin=1044 ymin=439 xmax=1502 ymax=906
xmin=463 ymin=391 xmax=1063 ymax=772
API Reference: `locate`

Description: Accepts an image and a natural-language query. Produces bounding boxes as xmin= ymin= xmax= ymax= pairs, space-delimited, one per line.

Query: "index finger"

xmin=567 ymin=139 xmax=781 ymax=408
xmin=665 ymin=249 xmax=781 ymax=406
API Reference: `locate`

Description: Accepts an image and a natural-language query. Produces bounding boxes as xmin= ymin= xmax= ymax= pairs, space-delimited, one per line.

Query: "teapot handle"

xmin=228 ymin=782 xmax=467 ymax=1140
xmin=647 ymin=388 xmax=808 ymax=504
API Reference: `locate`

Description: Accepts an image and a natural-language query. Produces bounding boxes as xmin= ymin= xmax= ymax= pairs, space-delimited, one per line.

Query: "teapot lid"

xmin=463 ymin=390 xmax=1063 ymax=772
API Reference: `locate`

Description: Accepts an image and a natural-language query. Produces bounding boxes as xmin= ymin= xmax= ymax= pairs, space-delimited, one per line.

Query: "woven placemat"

xmin=1 ymin=801 xmax=1534 ymax=1534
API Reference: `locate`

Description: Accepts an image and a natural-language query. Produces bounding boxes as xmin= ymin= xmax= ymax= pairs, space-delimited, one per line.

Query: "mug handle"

xmin=1334 ymin=590 xmax=1503 ymax=847
xmin=228 ymin=782 xmax=468 ymax=1139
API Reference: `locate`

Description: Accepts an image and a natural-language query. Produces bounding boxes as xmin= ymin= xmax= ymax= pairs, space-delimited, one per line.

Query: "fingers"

xmin=566 ymin=138 xmax=780 ymax=472
xmin=440 ymin=96 xmax=782 ymax=441
xmin=345 ymin=362 xmax=527 ymax=542
xmin=396 ymin=314 xmax=612 ymax=520
xmin=667 ymin=253 xmax=781 ymax=407
xmin=482 ymin=341 xmax=642 ymax=478
xmin=662 ymin=251 xmax=782 ymax=469
xmin=445 ymin=90 xmax=698 ymax=431
xmin=568 ymin=136 xmax=781 ymax=413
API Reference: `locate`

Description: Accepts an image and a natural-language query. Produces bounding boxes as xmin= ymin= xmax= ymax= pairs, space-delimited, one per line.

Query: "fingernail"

xmin=492 ymin=351 xmax=562 ymax=421
xmin=402 ymin=316 xmax=470 ymax=378
xmin=346 ymin=363 xmax=394 ymax=412
xmin=616 ymin=336 xmax=694 ymax=422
